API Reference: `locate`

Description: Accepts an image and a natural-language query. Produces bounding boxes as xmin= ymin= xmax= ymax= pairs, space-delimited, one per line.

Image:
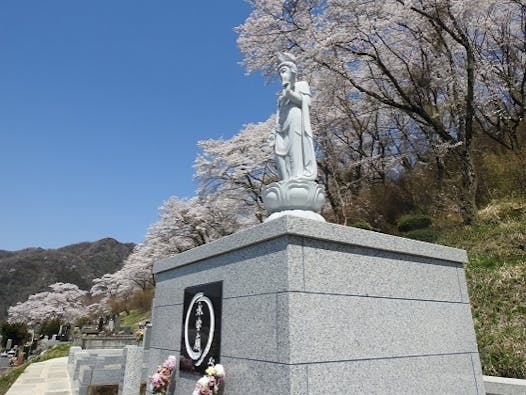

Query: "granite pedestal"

xmin=149 ymin=215 xmax=484 ymax=394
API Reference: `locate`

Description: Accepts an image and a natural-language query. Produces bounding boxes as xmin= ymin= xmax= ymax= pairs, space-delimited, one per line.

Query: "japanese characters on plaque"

xmin=179 ymin=281 xmax=222 ymax=375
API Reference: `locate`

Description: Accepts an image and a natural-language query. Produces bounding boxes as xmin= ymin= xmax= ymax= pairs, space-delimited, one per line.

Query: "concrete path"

xmin=6 ymin=357 xmax=72 ymax=395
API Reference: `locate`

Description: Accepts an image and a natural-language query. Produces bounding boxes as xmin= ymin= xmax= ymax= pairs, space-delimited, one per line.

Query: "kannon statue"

xmin=262 ymin=52 xmax=325 ymax=222
xmin=270 ymin=52 xmax=318 ymax=181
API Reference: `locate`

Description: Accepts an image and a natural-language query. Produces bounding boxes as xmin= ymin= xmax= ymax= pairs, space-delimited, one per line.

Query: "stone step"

xmin=6 ymin=357 xmax=72 ymax=395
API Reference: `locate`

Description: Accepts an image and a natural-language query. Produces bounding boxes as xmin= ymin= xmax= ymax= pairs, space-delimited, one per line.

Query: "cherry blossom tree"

xmin=90 ymin=120 xmax=275 ymax=313
xmin=237 ymin=0 xmax=526 ymax=224
xmin=8 ymin=283 xmax=88 ymax=326
xmin=88 ymin=273 xmax=130 ymax=316
xmin=194 ymin=118 xmax=277 ymax=223
xmin=90 ymin=193 xmax=257 ymax=313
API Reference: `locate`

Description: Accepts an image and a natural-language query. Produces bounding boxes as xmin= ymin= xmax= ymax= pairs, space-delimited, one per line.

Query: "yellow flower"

xmin=205 ymin=366 xmax=216 ymax=376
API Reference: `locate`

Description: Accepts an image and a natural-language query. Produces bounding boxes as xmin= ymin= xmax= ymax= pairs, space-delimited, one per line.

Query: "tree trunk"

xmin=458 ymin=146 xmax=478 ymax=225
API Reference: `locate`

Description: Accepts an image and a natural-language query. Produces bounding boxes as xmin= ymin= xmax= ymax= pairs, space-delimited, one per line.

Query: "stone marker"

xmin=119 ymin=345 xmax=143 ymax=395
xmin=148 ymin=216 xmax=485 ymax=394
xmin=146 ymin=54 xmax=485 ymax=395
xmin=142 ymin=323 xmax=152 ymax=350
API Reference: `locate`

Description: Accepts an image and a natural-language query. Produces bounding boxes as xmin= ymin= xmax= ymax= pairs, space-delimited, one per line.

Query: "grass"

xmin=438 ymin=198 xmax=526 ymax=378
xmin=120 ymin=310 xmax=150 ymax=331
xmin=0 ymin=343 xmax=71 ymax=395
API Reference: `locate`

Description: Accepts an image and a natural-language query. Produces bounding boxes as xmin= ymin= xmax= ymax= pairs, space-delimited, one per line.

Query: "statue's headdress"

xmin=277 ymin=52 xmax=297 ymax=74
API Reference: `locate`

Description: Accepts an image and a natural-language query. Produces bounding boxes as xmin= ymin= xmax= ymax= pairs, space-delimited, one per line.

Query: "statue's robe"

xmin=275 ymin=81 xmax=317 ymax=180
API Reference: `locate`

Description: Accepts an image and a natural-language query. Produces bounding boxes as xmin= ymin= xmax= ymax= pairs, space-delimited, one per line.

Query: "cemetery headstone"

xmin=146 ymin=54 xmax=485 ymax=394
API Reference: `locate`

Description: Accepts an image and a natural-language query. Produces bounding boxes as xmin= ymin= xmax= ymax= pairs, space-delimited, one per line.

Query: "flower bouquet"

xmin=192 ymin=364 xmax=225 ymax=395
xmin=135 ymin=328 xmax=144 ymax=344
xmin=149 ymin=355 xmax=177 ymax=394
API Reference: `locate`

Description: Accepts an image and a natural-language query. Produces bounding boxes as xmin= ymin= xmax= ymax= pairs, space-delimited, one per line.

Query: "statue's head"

xmin=277 ymin=52 xmax=297 ymax=86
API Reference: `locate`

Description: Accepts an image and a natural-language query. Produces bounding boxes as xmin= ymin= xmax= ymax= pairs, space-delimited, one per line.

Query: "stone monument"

xmin=262 ymin=53 xmax=325 ymax=222
xmin=146 ymin=55 xmax=485 ymax=394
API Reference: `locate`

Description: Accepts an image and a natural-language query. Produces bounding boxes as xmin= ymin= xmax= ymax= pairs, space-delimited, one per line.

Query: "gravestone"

xmin=147 ymin=53 xmax=484 ymax=394
xmin=6 ymin=339 xmax=12 ymax=350
xmin=118 ymin=346 xmax=143 ymax=395
xmin=115 ymin=314 xmax=121 ymax=332
xmin=148 ymin=216 xmax=485 ymax=394
xmin=142 ymin=323 xmax=152 ymax=350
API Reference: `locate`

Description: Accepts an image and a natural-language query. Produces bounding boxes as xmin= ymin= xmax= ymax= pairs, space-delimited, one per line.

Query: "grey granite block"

xmin=174 ymin=372 xmax=200 ymax=395
xmin=276 ymin=293 xmax=291 ymax=364
xmin=154 ymin=236 xmax=300 ymax=305
xmin=457 ymin=266 xmax=471 ymax=303
xmin=471 ymin=354 xmax=486 ymax=394
xmin=221 ymin=293 xmax=279 ymax=361
xmin=145 ymin=347 xmax=163 ymax=372
xmin=147 ymin=347 xmax=179 ymax=372
xmin=68 ymin=346 xmax=82 ymax=364
xmin=119 ymin=346 xmax=144 ymax=395
xmin=148 ymin=216 xmax=482 ymax=394
xmin=91 ymin=367 xmax=121 ymax=385
xmin=484 ymin=375 xmax=526 ymax=395
xmin=284 ymin=216 xmax=468 ymax=263
xmin=149 ymin=304 xmax=182 ymax=350
xmin=306 ymin=353 xmax=481 ymax=394
xmin=78 ymin=366 xmax=93 ymax=385
xmin=141 ymin=349 xmax=151 ymax=382
xmin=286 ymin=292 xmax=478 ymax=364
xmin=176 ymin=357 xmax=307 ymax=395
xmin=303 ymin=239 xmax=463 ymax=302
xmin=154 ymin=216 xmax=467 ymax=274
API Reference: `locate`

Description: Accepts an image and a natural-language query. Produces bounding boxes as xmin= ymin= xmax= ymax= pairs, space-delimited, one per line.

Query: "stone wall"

xmin=79 ymin=336 xmax=136 ymax=350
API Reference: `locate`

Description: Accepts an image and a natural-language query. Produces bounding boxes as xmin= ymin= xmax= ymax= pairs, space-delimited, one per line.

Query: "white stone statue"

xmin=271 ymin=52 xmax=317 ymax=181
xmin=262 ymin=53 xmax=325 ymax=222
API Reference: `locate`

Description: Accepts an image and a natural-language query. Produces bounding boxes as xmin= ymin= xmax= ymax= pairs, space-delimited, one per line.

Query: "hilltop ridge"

xmin=0 ymin=238 xmax=135 ymax=321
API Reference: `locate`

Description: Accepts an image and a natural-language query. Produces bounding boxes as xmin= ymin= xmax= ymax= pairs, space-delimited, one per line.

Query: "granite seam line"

xmin=470 ymin=353 xmax=481 ymax=395
xmin=152 ymin=302 xmax=185 ymax=308
xmin=168 ymin=290 xmax=469 ymax=305
xmin=301 ymin=237 xmax=306 ymax=291
xmin=154 ymin=223 xmax=466 ymax=274
xmin=219 ymin=351 xmax=480 ymax=366
xmin=148 ymin=348 xmax=181 ymax=358
xmin=155 ymin=240 xmax=465 ymax=274
xmin=455 ymin=266 xmax=465 ymax=302
xmin=275 ymin=292 xmax=280 ymax=363
xmin=153 ymin=290 xmax=472 ymax=306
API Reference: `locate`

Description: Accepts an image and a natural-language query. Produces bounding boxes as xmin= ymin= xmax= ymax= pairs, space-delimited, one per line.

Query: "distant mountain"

xmin=0 ymin=238 xmax=135 ymax=321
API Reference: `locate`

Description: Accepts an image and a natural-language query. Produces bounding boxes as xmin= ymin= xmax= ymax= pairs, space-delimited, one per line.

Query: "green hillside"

xmin=438 ymin=198 xmax=526 ymax=378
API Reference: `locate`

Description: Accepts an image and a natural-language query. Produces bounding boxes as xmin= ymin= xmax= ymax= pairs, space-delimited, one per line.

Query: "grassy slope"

xmin=120 ymin=310 xmax=150 ymax=330
xmin=438 ymin=198 xmax=526 ymax=378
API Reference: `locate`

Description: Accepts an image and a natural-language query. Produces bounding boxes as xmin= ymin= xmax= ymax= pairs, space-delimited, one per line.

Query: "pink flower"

xmin=193 ymin=383 xmax=212 ymax=395
xmin=208 ymin=376 xmax=216 ymax=388
xmin=163 ymin=355 xmax=177 ymax=370
xmin=150 ymin=372 xmax=166 ymax=388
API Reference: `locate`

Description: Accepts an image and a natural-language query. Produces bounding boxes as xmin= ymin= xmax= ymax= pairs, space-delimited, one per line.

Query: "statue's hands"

xmin=283 ymin=85 xmax=301 ymax=104
xmin=283 ymin=83 xmax=292 ymax=97
xmin=268 ymin=130 xmax=277 ymax=147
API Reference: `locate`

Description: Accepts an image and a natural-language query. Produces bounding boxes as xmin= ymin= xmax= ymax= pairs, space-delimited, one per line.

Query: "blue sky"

xmin=0 ymin=1 xmax=277 ymax=251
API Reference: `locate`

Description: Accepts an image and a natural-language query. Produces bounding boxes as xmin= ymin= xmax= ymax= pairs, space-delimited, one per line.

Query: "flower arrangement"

xmin=192 ymin=364 xmax=225 ymax=395
xmin=135 ymin=328 xmax=144 ymax=344
xmin=149 ymin=355 xmax=177 ymax=394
